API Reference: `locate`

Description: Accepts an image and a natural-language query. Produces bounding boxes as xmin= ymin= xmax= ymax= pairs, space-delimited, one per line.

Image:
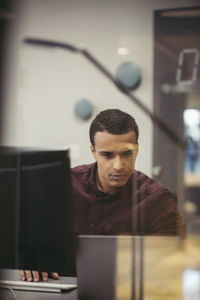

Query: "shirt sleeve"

xmin=146 ymin=190 xmax=186 ymax=237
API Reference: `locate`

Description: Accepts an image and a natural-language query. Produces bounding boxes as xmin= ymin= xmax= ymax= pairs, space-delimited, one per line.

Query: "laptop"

xmin=76 ymin=235 xmax=184 ymax=300
xmin=0 ymin=269 xmax=77 ymax=293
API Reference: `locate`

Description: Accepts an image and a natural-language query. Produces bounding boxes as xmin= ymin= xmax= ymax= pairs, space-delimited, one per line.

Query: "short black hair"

xmin=89 ymin=109 xmax=139 ymax=147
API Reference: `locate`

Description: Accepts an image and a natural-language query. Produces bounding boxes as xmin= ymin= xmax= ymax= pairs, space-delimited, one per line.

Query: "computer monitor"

xmin=0 ymin=146 xmax=75 ymax=276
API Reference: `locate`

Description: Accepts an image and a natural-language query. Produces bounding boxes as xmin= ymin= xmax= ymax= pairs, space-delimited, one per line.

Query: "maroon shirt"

xmin=71 ymin=163 xmax=185 ymax=236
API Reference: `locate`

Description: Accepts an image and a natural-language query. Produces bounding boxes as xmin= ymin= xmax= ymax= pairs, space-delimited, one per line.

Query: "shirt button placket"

xmin=88 ymin=203 xmax=100 ymax=233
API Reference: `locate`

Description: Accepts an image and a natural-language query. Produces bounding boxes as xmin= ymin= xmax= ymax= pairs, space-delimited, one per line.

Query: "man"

xmin=20 ymin=109 xmax=185 ymax=281
xmin=72 ymin=108 xmax=184 ymax=236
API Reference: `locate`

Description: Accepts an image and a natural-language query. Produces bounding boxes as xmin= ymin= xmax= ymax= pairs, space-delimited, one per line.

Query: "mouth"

xmin=109 ymin=174 xmax=127 ymax=181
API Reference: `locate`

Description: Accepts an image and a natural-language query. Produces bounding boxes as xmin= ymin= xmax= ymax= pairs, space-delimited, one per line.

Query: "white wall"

xmin=2 ymin=0 xmax=199 ymax=173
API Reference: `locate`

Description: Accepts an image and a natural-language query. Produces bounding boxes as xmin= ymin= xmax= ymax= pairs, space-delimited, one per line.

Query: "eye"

xmin=123 ymin=150 xmax=133 ymax=157
xmin=102 ymin=152 xmax=113 ymax=158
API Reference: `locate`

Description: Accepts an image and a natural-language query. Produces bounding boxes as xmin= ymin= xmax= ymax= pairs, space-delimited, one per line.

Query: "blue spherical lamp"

xmin=116 ymin=61 xmax=141 ymax=90
xmin=74 ymin=98 xmax=93 ymax=120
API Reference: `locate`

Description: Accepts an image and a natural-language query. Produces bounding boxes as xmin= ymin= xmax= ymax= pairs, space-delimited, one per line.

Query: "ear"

xmin=90 ymin=144 xmax=96 ymax=160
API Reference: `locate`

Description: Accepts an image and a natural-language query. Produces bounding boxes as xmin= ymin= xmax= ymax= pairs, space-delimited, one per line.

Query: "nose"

xmin=113 ymin=156 xmax=124 ymax=171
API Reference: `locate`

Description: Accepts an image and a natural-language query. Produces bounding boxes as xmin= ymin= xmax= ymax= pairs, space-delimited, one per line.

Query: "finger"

xmin=49 ymin=272 xmax=59 ymax=280
xmin=32 ymin=271 xmax=40 ymax=282
xmin=20 ymin=270 xmax=26 ymax=281
xmin=25 ymin=270 xmax=33 ymax=282
xmin=42 ymin=272 xmax=48 ymax=282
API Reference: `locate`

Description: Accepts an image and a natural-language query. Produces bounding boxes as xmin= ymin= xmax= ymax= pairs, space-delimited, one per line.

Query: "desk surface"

xmin=13 ymin=289 xmax=77 ymax=300
xmin=14 ymin=289 xmax=77 ymax=300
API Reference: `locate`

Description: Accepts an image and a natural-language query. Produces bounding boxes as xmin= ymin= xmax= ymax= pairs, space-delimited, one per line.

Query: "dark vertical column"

xmin=0 ymin=2 xmax=16 ymax=300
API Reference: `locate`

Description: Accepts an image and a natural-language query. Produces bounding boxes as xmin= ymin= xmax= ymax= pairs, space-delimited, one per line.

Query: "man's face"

xmin=90 ymin=131 xmax=139 ymax=194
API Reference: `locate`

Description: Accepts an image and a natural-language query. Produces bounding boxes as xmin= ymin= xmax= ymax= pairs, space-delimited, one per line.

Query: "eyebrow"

xmin=99 ymin=151 xmax=113 ymax=154
xmin=99 ymin=149 xmax=135 ymax=154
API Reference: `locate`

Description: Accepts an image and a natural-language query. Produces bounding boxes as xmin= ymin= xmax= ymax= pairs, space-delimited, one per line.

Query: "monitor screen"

xmin=0 ymin=146 xmax=75 ymax=276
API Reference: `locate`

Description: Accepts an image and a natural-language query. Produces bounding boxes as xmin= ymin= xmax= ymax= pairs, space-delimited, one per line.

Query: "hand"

xmin=20 ymin=270 xmax=59 ymax=282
